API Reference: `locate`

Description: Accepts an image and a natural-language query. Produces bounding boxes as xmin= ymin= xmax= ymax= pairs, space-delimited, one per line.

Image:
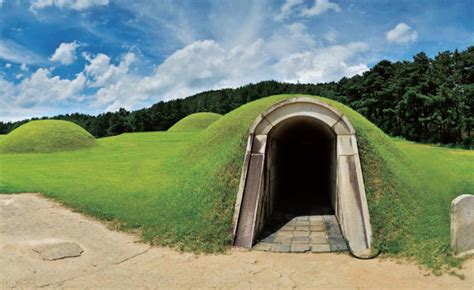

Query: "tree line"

xmin=1 ymin=46 xmax=472 ymax=147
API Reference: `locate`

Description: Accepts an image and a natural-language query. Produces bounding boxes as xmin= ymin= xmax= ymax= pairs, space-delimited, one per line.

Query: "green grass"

xmin=0 ymin=120 xmax=97 ymax=153
xmin=0 ymin=94 xmax=472 ymax=272
xmin=168 ymin=112 xmax=222 ymax=131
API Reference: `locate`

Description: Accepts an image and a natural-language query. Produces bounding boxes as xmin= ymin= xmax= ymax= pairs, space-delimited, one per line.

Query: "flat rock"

xmin=32 ymin=241 xmax=84 ymax=261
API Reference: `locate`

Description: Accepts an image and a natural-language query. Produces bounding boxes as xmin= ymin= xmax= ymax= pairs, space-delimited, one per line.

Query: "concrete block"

xmin=264 ymin=102 xmax=341 ymax=130
xmin=451 ymin=194 xmax=474 ymax=256
xmin=253 ymin=242 xmax=273 ymax=252
xmin=311 ymin=244 xmax=331 ymax=253
xmin=332 ymin=119 xmax=352 ymax=135
xmin=295 ymin=226 xmax=309 ymax=231
xmin=337 ymin=135 xmax=356 ymax=156
xmin=292 ymin=236 xmax=310 ymax=244
xmin=310 ymin=232 xmax=325 ymax=238
xmin=251 ymin=135 xmax=267 ymax=154
xmin=310 ymin=237 xmax=327 ymax=244
xmin=336 ymin=155 xmax=371 ymax=252
xmin=253 ymin=117 xmax=273 ymax=135
xmin=273 ymin=236 xmax=292 ymax=244
xmin=309 ymin=216 xmax=324 ymax=222
xmin=310 ymin=225 xmax=325 ymax=232
xmin=271 ymin=244 xmax=291 ymax=253
xmin=293 ymin=230 xmax=310 ymax=237
xmin=291 ymin=244 xmax=310 ymax=253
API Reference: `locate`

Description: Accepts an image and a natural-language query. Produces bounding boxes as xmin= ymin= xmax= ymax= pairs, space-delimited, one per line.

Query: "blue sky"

xmin=0 ymin=0 xmax=473 ymax=121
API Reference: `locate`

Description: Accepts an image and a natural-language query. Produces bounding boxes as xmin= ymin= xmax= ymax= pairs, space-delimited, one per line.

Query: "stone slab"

xmin=253 ymin=242 xmax=273 ymax=252
xmin=311 ymin=244 xmax=331 ymax=253
xmin=271 ymin=244 xmax=291 ymax=253
xmin=291 ymin=245 xmax=311 ymax=253
xmin=32 ymin=241 xmax=83 ymax=261
xmin=451 ymin=194 xmax=474 ymax=255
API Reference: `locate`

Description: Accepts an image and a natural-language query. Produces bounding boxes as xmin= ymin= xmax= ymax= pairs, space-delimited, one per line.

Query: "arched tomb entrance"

xmin=232 ymin=97 xmax=372 ymax=256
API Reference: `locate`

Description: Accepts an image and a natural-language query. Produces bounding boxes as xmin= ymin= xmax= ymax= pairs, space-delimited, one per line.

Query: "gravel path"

xmin=1 ymin=193 xmax=472 ymax=289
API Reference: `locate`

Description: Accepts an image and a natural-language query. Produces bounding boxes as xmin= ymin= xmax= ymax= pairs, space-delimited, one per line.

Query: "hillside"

xmin=0 ymin=120 xmax=97 ymax=154
xmin=168 ymin=112 xmax=222 ymax=131
xmin=1 ymin=95 xmax=472 ymax=272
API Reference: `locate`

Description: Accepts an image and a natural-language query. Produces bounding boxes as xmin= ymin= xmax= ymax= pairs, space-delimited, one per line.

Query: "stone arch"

xmin=232 ymin=97 xmax=372 ymax=255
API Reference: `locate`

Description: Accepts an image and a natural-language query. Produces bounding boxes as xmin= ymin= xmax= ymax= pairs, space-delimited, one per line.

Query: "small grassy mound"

xmin=0 ymin=120 xmax=97 ymax=153
xmin=168 ymin=112 xmax=222 ymax=131
xmin=0 ymin=95 xmax=472 ymax=273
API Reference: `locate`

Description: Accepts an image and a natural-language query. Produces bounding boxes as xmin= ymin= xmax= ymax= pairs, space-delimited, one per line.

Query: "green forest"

xmin=1 ymin=46 xmax=472 ymax=147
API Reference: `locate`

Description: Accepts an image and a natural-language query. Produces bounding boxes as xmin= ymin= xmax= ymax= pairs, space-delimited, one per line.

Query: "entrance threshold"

xmin=252 ymin=214 xmax=348 ymax=253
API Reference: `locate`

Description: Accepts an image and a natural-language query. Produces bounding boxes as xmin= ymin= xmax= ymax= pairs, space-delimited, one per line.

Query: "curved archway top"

xmin=250 ymin=97 xmax=355 ymax=136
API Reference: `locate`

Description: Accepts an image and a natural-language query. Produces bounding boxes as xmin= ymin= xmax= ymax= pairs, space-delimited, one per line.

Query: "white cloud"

xmin=273 ymin=42 xmax=369 ymax=83
xmin=84 ymin=52 xmax=135 ymax=87
xmin=20 ymin=63 xmax=29 ymax=72
xmin=4 ymin=63 xmax=11 ymax=69
xmin=267 ymin=22 xmax=317 ymax=58
xmin=50 ymin=41 xmax=80 ymax=65
xmin=0 ymin=69 xmax=86 ymax=120
xmin=92 ymin=40 xmax=271 ymax=111
xmin=300 ymin=0 xmax=341 ymax=17
xmin=324 ymin=30 xmax=337 ymax=43
xmin=30 ymin=0 xmax=109 ymax=11
xmin=0 ymin=40 xmax=43 ymax=65
xmin=15 ymin=68 xmax=86 ymax=107
xmin=90 ymin=37 xmax=369 ymax=112
xmin=275 ymin=0 xmax=340 ymax=21
xmin=275 ymin=0 xmax=304 ymax=21
xmin=386 ymin=23 xmax=418 ymax=44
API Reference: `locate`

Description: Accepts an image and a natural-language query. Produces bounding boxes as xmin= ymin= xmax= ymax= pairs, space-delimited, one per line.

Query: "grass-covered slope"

xmin=0 ymin=120 xmax=96 ymax=153
xmin=168 ymin=112 xmax=222 ymax=132
xmin=0 ymin=95 xmax=472 ymax=272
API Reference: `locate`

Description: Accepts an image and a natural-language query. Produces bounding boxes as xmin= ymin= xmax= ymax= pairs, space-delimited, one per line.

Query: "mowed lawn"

xmin=0 ymin=95 xmax=473 ymax=271
xmin=393 ymin=139 xmax=474 ymax=267
xmin=0 ymin=131 xmax=199 ymax=229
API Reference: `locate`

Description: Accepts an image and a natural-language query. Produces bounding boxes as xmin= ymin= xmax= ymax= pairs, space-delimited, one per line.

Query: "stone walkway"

xmin=253 ymin=214 xmax=348 ymax=253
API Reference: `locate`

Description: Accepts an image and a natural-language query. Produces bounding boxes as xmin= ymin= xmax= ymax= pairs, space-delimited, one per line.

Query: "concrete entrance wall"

xmin=232 ymin=97 xmax=373 ymax=256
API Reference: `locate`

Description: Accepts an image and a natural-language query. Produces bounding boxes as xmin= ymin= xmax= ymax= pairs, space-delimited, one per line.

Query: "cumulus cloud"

xmin=30 ymin=0 xmax=109 ymax=11
xmin=93 ymin=40 xmax=270 ymax=111
xmin=300 ymin=0 xmax=341 ymax=17
xmin=50 ymin=41 xmax=81 ymax=65
xmin=90 ymin=36 xmax=369 ymax=111
xmin=0 ymin=69 xmax=86 ymax=120
xmin=273 ymin=42 xmax=369 ymax=83
xmin=4 ymin=63 xmax=11 ymax=69
xmin=84 ymin=52 xmax=135 ymax=87
xmin=386 ymin=23 xmax=418 ymax=44
xmin=1 ymin=17 xmax=370 ymax=120
xmin=15 ymin=68 xmax=86 ymax=107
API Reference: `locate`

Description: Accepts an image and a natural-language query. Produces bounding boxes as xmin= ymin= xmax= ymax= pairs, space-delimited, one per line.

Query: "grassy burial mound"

xmin=168 ymin=112 xmax=222 ymax=132
xmin=0 ymin=120 xmax=97 ymax=154
xmin=0 ymin=95 xmax=472 ymax=272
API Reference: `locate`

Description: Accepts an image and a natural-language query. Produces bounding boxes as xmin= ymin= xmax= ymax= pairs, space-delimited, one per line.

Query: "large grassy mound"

xmin=0 ymin=95 xmax=472 ymax=272
xmin=0 ymin=120 xmax=97 ymax=153
xmin=168 ymin=112 xmax=222 ymax=131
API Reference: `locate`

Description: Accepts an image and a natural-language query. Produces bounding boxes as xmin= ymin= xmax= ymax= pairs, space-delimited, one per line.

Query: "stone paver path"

xmin=253 ymin=214 xmax=348 ymax=253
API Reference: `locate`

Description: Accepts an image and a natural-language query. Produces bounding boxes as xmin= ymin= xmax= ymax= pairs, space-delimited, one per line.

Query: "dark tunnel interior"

xmin=270 ymin=117 xmax=336 ymax=216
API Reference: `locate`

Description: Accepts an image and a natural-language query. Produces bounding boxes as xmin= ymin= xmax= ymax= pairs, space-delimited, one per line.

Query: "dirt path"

xmin=1 ymin=193 xmax=473 ymax=289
